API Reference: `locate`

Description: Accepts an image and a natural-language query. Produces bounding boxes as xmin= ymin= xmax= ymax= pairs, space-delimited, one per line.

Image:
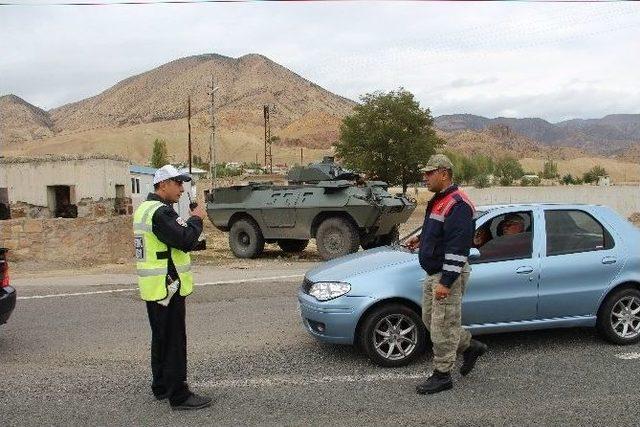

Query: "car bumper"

xmin=0 ymin=286 xmax=16 ymax=325
xmin=298 ymin=291 xmax=370 ymax=345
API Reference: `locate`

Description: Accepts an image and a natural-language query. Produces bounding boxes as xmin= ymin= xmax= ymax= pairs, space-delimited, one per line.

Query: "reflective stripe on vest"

xmin=133 ymin=200 xmax=193 ymax=301
xmin=430 ymin=189 xmax=475 ymax=221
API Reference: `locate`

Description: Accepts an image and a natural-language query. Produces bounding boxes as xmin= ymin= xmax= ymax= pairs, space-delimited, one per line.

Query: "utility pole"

xmin=187 ymin=96 xmax=192 ymax=174
xmin=208 ymin=75 xmax=219 ymax=193
xmin=300 ymin=147 xmax=303 ymax=165
xmin=263 ymin=105 xmax=273 ymax=174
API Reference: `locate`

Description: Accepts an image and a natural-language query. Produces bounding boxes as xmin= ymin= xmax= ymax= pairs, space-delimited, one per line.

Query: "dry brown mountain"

xmin=0 ymin=94 xmax=54 ymax=143
xmin=49 ymin=53 xmax=355 ymax=147
xmin=2 ymin=53 xmax=636 ymax=172
xmin=438 ymin=123 xmax=585 ymax=161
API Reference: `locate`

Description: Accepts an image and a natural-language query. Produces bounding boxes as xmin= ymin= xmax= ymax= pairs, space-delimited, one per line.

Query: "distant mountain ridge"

xmin=435 ymin=113 xmax=640 ymax=156
xmin=1 ymin=52 xmax=639 ymax=164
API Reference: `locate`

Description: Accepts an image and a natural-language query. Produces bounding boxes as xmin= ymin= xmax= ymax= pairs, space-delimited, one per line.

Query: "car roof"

xmin=477 ymin=203 xmax=604 ymax=212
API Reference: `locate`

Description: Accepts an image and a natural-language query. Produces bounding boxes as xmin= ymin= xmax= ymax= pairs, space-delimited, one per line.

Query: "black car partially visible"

xmin=0 ymin=248 xmax=16 ymax=325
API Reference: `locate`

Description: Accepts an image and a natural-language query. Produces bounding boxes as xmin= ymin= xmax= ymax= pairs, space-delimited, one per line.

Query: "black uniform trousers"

xmin=146 ymin=293 xmax=190 ymax=406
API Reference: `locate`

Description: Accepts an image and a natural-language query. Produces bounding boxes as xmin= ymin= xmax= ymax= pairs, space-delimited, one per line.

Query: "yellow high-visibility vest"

xmin=133 ymin=200 xmax=193 ymax=301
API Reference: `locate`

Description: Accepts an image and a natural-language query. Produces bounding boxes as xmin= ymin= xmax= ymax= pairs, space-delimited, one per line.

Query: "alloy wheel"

xmin=610 ymin=296 xmax=640 ymax=339
xmin=373 ymin=314 xmax=418 ymax=361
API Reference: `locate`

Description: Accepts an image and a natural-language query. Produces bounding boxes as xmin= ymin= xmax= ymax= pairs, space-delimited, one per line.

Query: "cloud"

xmin=449 ymin=78 xmax=499 ymax=89
xmin=0 ymin=0 xmax=639 ymax=122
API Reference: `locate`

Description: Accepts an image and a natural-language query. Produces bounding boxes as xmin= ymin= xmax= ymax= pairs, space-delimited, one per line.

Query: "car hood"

xmin=306 ymin=246 xmax=416 ymax=282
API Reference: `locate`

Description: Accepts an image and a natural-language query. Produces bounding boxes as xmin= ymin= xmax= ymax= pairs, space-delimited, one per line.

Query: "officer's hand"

xmin=191 ymin=204 xmax=206 ymax=220
xmin=434 ymin=284 xmax=450 ymax=300
xmin=404 ymin=235 xmax=420 ymax=250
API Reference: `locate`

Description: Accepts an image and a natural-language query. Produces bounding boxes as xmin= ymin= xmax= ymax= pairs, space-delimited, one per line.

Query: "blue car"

xmin=298 ymin=204 xmax=640 ymax=367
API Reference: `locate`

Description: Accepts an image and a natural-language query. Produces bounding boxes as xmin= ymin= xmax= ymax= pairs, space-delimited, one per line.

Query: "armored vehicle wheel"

xmin=229 ymin=218 xmax=265 ymax=259
xmin=277 ymin=239 xmax=309 ymax=253
xmin=316 ymin=217 xmax=360 ymax=260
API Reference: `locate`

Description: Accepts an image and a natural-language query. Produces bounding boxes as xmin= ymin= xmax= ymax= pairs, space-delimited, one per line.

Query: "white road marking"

xmin=16 ymin=274 xmax=304 ymax=300
xmin=615 ymin=352 xmax=640 ymax=360
xmin=194 ymin=372 xmax=425 ymax=389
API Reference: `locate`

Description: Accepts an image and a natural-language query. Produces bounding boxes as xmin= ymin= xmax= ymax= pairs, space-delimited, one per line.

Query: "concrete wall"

xmin=403 ymin=185 xmax=640 ymax=217
xmin=0 ymin=216 xmax=134 ymax=265
xmin=0 ymin=157 xmax=131 ymax=206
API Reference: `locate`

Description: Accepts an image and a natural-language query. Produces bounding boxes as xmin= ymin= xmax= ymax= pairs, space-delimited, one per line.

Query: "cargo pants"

xmin=422 ymin=264 xmax=472 ymax=373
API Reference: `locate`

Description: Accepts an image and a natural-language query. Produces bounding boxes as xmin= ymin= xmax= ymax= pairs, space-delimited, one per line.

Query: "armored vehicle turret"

xmin=205 ymin=157 xmax=416 ymax=260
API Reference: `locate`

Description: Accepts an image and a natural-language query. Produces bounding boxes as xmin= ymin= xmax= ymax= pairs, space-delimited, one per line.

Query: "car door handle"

xmin=516 ymin=266 xmax=534 ymax=274
xmin=602 ymin=256 xmax=617 ymax=265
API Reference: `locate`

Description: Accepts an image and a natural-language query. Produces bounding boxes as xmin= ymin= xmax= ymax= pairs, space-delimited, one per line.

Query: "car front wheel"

xmin=597 ymin=287 xmax=640 ymax=345
xmin=359 ymin=303 xmax=428 ymax=367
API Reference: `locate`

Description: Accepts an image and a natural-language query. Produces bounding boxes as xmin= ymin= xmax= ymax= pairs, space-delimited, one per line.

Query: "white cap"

xmin=153 ymin=165 xmax=192 ymax=184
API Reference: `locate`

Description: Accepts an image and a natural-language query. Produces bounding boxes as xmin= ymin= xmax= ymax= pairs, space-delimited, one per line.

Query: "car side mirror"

xmin=469 ymin=248 xmax=481 ymax=260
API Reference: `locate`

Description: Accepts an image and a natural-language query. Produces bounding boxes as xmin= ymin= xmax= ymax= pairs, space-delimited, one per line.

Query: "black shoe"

xmin=460 ymin=339 xmax=487 ymax=377
xmin=171 ymin=393 xmax=212 ymax=411
xmin=154 ymin=391 xmax=169 ymax=401
xmin=416 ymin=370 xmax=453 ymax=395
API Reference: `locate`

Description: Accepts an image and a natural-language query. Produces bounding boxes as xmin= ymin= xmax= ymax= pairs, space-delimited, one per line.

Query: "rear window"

xmin=545 ymin=210 xmax=614 ymax=256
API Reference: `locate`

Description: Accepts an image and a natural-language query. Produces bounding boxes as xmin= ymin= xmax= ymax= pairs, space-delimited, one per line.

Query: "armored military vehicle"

xmin=205 ymin=157 xmax=416 ymax=260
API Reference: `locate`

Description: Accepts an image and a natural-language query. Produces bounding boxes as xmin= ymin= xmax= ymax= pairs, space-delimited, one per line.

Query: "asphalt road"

xmin=2 ymin=274 xmax=639 ymax=426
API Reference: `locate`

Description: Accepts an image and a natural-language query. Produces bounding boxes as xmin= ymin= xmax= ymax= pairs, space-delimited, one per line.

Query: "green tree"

xmin=150 ymin=138 xmax=169 ymax=168
xmin=495 ymin=157 xmax=524 ymax=186
xmin=541 ymin=159 xmax=559 ymax=179
xmin=335 ymin=88 xmax=443 ymax=193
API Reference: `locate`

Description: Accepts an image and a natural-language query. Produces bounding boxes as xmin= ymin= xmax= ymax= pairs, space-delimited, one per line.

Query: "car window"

xmin=545 ymin=209 xmax=614 ymax=256
xmin=472 ymin=211 xmax=533 ymax=264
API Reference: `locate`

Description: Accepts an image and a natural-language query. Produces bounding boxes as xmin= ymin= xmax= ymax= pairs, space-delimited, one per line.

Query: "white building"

xmin=0 ymin=155 xmax=131 ymax=219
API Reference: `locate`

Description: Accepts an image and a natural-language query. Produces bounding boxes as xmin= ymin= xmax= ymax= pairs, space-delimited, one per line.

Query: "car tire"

xmin=597 ymin=287 xmax=640 ymax=345
xmin=229 ymin=218 xmax=265 ymax=259
xmin=359 ymin=303 xmax=428 ymax=367
xmin=277 ymin=239 xmax=309 ymax=253
xmin=316 ymin=217 xmax=360 ymax=260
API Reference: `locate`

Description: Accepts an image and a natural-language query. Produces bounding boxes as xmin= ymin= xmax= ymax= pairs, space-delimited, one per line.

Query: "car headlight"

xmin=308 ymin=281 xmax=351 ymax=301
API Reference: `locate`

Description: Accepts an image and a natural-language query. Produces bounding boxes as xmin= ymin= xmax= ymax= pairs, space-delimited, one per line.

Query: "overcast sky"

xmin=1 ymin=0 xmax=639 ymax=122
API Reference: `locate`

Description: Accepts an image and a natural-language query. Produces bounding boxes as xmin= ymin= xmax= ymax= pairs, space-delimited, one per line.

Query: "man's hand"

xmin=191 ymin=204 xmax=207 ymax=220
xmin=404 ymin=235 xmax=420 ymax=250
xmin=434 ymin=284 xmax=450 ymax=300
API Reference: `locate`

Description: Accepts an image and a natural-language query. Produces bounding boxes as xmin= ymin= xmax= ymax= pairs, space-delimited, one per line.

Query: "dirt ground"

xmin=189 ymin=204 xmax=427 ymax=265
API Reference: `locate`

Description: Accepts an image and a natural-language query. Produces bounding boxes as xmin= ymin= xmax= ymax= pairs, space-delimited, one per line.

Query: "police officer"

xmin=133 ymin=164 xmax=212 ymax=410
xmin=405 ymin=154 xmax=487 ymax=394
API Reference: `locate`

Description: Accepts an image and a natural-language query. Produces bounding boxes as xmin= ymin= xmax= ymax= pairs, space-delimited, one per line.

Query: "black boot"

xmin=170 ymin=393 xmax=213 ymax=410
xmin=460 ymin=339 xmax=487 ymax=376
xmin=416 ymin=370 xmax=453 ymax=394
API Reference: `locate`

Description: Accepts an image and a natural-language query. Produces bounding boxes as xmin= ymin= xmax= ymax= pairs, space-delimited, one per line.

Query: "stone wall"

xmin=0 ymin=216 xmax=134 ymax=265
xmin=7 ymin=197 xmax=133 ymax=219
xmin=402 ymin=185 xmax=640 ymax=217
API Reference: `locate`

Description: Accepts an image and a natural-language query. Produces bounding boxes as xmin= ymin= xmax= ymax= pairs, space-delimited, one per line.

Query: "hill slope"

xmin=0 ymin=95 xmax=54 ymax=143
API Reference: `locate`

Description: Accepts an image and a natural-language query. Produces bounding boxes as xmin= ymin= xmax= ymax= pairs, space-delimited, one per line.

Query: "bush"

xmin=499 ymin=176 xmax=513 ymax=186
xmin=472 ymin=174 xmax=491 ymax=188
xmin=521 ymin=176 xmax=541 ymax=186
